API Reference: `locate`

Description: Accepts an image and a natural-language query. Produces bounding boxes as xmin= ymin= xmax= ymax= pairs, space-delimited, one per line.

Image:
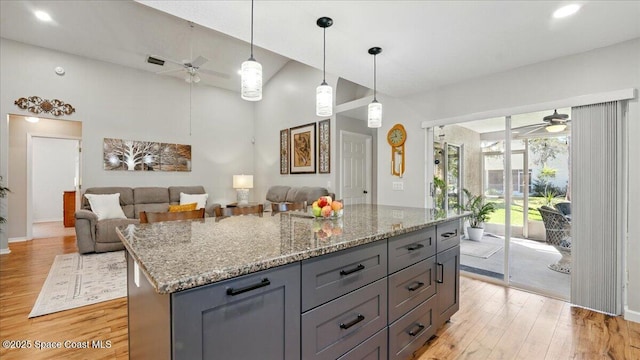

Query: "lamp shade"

xmin=233 ymin=175 xmax=254 ymax=189
xmin=241 ymin=59 xmax=262 ymax=101
xmin=316 ymin=82 xmax=332 ymax=116
xmin=546 ymin=124 xmax=567 ymax=133
xmin=368 ymin=101 xmax=382 ymax=128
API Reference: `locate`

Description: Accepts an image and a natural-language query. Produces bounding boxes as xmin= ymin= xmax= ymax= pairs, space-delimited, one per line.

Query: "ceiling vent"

xmin=146 ymin=56 xmax=165 ymax=66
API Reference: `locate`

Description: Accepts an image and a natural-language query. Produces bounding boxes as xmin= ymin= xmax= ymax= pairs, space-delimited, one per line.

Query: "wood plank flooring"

xmin=1 ymin=235 xmax=638 ymax=359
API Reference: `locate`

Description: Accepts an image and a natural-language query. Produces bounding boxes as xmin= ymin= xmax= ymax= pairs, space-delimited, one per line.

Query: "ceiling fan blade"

xmin=198 ymin=68 xmax=231 ymax=79
xmin=155 ymin=67 xmax=183 ymax=75
xmin=511 ymin=123 xmax=545 ymax=131
xmin=522 ymin=125 xmax=546 ymax=135
xmin=149 ymin=54 xmax=185 ymax=67
xmin=190 ymin=55 xmax=208 ymax=68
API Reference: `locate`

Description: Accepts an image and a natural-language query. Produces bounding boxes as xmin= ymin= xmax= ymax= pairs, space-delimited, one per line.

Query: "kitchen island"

xmin=117 ymin=204 xmax=465 ymax=360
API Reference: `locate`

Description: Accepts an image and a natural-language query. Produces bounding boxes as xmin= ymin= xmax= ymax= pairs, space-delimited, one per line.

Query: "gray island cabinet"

xmin=118 ymin=205 xmax=464 ymax=360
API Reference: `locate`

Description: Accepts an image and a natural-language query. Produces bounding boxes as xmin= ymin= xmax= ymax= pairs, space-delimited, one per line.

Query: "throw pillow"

xmin=168 ymin=202 xmax=198 ymax=212
xmin=84 ymin=193 xmax=127 ymax=220
xmin=180 ymin=192 xmax=208 ymax=210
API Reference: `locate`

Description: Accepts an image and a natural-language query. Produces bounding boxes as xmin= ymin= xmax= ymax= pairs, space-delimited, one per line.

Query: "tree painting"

xmin=103 ymin=138 xmax=191 ymax=172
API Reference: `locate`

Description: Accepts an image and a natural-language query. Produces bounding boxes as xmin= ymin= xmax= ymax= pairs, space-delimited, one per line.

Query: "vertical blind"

xmin=571 ymin=101 xmax=625 ymax=314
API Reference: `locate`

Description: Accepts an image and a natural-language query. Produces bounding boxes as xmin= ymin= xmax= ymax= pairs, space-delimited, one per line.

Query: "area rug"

xmin=29 ymin=251 xmax=126 ymax=318
xmin=460 ymin=239 xmax=503 ymax=259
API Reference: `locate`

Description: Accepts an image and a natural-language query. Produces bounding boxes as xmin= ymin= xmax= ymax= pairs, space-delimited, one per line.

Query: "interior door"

xmin=340 ymin=131 xmax=371 ymax=205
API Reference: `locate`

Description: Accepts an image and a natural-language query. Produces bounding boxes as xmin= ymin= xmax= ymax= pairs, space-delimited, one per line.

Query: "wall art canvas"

xmin=318 ymin=119 xmax=330 ymax=173
xmin=103 ymin=138 xmax=191 ymax=172
xmin=280 ymin=129 xmax=289 ymax=174
xmin=290 ymin=123 xmax=316 ymax=174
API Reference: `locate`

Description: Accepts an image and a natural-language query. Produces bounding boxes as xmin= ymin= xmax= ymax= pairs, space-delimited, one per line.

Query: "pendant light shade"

xmin=368 ymin=47 xmax=382 ymax=128
xmin=316 ymin=17 xmax=333 ymax=117
xmin=241 ymin=0 xmax=262 ymax=101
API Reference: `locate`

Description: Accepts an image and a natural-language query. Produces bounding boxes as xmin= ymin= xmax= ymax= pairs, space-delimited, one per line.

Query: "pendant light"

xmin=241 ymin=0 xmax=262 ymax=101
xmin=316 ymin=17 xmax=333 ymax=117
xmin=368 ymin=47 xmax=382 ymax=128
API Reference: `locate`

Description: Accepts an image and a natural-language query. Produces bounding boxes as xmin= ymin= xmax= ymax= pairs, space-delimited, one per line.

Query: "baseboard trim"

xmin=624 ymin=306 xmax=640 ymax=323
xmin=33 ymin=218 xmax=63 ymax=223
xmin=0 ymin=247 xmax=11 ymax=255
xmin=8 ymin=236 xmax=30 ymax=243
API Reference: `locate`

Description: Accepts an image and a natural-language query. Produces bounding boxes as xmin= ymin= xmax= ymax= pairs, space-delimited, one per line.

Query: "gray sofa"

xmin=265 ymin=186 xmax=335 ymax=208
xmin=75 ymin=185 xmax=220 ymax=254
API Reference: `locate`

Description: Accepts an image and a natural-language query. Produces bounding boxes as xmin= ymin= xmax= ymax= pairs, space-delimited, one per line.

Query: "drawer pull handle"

xmin=407 ymin=243 xmax=424 ymax=251
xmin=441 ymin=231 xmax=457 ymax=238
xmin=226 ymin=278 xmax=271 ymax=296
xmin=437 ymin=263 xmax=444 ymax=283
xmin=408 ymin=282 xmax=425 ymax=292
xmin=340 ymin=314 xmax=365 ymax=330
xmin=340 ymin=264 xmax=365 ymax=276
xmin=409 ymin=323 xmax=425 ymax=336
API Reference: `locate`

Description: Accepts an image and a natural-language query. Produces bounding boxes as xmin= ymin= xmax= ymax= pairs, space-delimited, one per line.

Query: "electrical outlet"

xmin=392 ymin=182 xmax=404 ymax=191
xmin=392 ymin=210 xmax=404 ymax=219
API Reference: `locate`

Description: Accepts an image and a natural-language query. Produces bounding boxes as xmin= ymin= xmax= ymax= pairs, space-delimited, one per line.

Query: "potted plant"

xmin=458 ymin=189 xmax=496 ymax=241
xmin=0 ymin=176 xmax=9 ymax=226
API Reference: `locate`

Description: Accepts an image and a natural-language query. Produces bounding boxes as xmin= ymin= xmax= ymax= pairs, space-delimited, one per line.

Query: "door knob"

xmin=363 ymin=190 xmax=368 ymax=194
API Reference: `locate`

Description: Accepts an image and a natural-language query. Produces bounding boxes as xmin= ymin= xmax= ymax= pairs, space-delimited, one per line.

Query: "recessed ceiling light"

xmin=34 ymin=10 xmax=52 ymax=22
xmin=553 ymin=4 xmax=581 ymax=18
xmin=25 ymin=117 xmax=40 ymax=123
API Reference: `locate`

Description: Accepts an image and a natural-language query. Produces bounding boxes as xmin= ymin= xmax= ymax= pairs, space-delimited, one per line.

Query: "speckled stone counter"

xmin=117 ymin=204 xmax=466 ymax=294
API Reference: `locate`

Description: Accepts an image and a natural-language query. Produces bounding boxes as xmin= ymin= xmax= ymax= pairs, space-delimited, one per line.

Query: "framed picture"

xmin=289 ymin=122 xmax=316 ymax=174
xmin=318 ymin=119 xmax=330 ymax=173
xmin=280 ymin=129 xmax=289 ymax=174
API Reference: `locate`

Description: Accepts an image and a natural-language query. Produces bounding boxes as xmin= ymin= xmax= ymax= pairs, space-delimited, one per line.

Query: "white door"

xmin=340 ymin=131 xmax=372 ymax=205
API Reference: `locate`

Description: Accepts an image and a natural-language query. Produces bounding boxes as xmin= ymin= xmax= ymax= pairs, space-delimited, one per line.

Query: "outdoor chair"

xmin=538 ymin=206 xmax=572 ymax=274
xmin=554 ymin=202 xmax=571 ymax=221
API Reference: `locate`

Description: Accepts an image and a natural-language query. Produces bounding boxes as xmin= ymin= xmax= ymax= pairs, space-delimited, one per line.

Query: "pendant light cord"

xmin=250 ymin=0 xmax=254 ymax=59
xmin=373 ymin=54 xmax=377 ymax=101
xmin=323 ymin=27 xmax=326 ymax=82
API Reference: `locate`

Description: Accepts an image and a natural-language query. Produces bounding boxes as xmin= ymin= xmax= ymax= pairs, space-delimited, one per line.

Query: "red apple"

xmin=321 ymin=205 xmax=333 ymax=218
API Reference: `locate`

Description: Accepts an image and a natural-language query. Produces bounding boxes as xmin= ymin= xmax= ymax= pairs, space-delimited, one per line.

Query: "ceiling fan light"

xmin=241 ymin=58 xmax=262 ymax=101
xmin=546 ymin=124 xmax=567 ymax=133
xmin=316 ymin=82 xmax=332 ymax=116
xmin=368 ymin=100 xmax=382 ymax=128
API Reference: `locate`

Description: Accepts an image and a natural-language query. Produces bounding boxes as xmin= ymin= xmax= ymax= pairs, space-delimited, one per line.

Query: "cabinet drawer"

xmin=388 ymin=227 xmax=435 ymax=274
xmin=171 ymin=263 xmax=301 ymax=360
xmin=388 ymin=257 xmax=437 ymax=323
xmin=302 ymin=278 xmax=388 ymax=360
xmin=337 ymin=327 xmax=388 ymax=360
xmin=388 ymin=296 xmax=436 ymax=360
xmin=302 ymin=240 xmax=387 ymax=311
xmin=436 ymin=220 xmax=460 ymax=252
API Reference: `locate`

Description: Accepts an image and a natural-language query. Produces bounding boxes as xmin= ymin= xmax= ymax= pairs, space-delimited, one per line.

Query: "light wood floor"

xmin=1 ymin=236 xmax=638 ymax=360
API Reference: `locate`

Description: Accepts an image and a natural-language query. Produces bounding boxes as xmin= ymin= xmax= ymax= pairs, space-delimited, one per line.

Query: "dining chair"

xmin=139 ymin=208 xmax=205 ymax=224
xmin=214 ymin=204 xmax=264 ymax=218
xmin=271 ymin=201 xmax=307 ymax=216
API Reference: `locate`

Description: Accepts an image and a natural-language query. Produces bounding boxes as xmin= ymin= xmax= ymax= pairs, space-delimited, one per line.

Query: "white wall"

xmin=32 ymin=137 xmax=77 ymax=222
xmin=0 ymin=38 xmax=254 ymax=248
xmin=403 ymin=38 xmax=640 ymax=320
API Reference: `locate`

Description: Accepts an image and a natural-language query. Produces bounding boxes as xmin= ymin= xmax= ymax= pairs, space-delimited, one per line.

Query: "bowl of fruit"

xmin=311 ymin=196 xmax=343 ymax=218
xmin=312 ymin=217 xmax=343 ymax=240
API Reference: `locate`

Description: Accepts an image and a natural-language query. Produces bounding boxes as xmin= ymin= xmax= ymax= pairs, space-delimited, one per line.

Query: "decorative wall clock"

xmin=387 ymin=123 xmax=406 ymax=177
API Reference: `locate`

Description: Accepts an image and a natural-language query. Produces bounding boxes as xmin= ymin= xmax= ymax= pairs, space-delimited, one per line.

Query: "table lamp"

xmin=233 ymin=175 xmax=253 ymax=205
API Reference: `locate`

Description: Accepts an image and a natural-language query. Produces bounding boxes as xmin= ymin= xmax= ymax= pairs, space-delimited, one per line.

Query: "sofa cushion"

xmin=169 ymin=186 xmax=206 ymax=203
xmin=134 ymin=187 xmax=170 ymax=204
xmin=180 ymin=193 xmax=208 ymax=209
xmin=84 ymin=193 xmax=127 ymax=220
xmin=134 ymin=203 xmax=171 ymax=219
xmin=82 ymin=187 xmax=134 ymax=218
xmin=95 ymin=218 xmax=139 ymax=244
xmin=266 ymin=186 xmax=291 ymax=203
xmin=286 ymin=186 xmax=329 ymax=203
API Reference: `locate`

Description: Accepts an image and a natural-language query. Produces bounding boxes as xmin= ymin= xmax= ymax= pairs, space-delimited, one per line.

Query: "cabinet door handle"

xmin=407 ymin=243 xmax=424 ymax=251
xmin=408 ymin=282 xmax=425 ymax=292
xmin=340 ymin=314 xmax=365 ymax=330
xmin=226 ymin=278 xmax=271 ymax=296
xmin=437 ymin=263 xmax=444 ymax=283
xmin=340 ymin=264 xmax=365 ymax=276
xmin=408 ymin=323 xmax=425 ymax=336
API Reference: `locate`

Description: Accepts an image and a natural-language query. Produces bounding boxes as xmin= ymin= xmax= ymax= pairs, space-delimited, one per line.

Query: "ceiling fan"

xmin=512 ymin=109 xmax=571 ymax=135
xmin=151 ymin=55 xmax=229 ymax=83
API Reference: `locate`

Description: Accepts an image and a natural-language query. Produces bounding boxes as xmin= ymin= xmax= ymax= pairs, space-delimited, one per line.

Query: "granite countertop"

xmin=117 ymin=204 xmax=467 ymax=294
